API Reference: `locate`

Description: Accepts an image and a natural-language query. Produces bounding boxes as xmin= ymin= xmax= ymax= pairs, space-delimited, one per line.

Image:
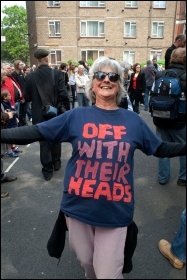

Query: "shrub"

xmin=86 ymin=59 xmax=94 ymax=66
xmin=66 ymin=59 xmax=78 ymax=66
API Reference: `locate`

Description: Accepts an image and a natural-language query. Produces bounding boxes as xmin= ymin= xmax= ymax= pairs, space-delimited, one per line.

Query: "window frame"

xmin=81 ymin=49 xmax=105 ymax=61
xmin=124 ymin=21 xmax=137 ymax=38
xmin=153 ymin=1 xmax=166 ymax=9
xmin=80 ymin=20 xmax=105 ymax=37
xmin=48 ymin=20 xmax=61 ymax=37
xmin=125 ymin=1 xmax=138 ymax=8
xmin=150 ymin=50 xmax=162 ymax=60
xmin=151 ymin=21 xmax=164 ymax=38
xmin=49 ymin=49 xmax=62 ymax=65
xmin=47 ymin=1 xmax=60 ymax=7
xmin=123 ymin=50 xmax=135 ymax=65
xmin=80 ymin=1 xmax=106 ymax=7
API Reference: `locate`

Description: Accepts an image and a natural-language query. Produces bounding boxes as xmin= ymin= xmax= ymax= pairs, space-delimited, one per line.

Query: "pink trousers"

xmin=65 ymin=216 xmax=127 ymax=279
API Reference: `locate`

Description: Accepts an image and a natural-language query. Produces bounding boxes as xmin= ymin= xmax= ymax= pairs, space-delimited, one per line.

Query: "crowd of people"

xmin=1 ymin=33 xmax=186 ymax=278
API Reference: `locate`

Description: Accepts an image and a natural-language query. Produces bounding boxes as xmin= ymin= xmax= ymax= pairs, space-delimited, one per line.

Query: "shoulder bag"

xmin=34 ymin=69 xmax=58 ymax=119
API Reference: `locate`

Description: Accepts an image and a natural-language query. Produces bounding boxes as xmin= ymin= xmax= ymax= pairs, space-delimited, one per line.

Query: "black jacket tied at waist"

xmin=47 ymin=210 xmax=138 ymax=273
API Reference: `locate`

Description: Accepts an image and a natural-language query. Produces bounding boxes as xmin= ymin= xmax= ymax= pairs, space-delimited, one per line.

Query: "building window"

xmin=150 ymin=50 xmax=162 ymax=60
xmin=124 ymin=22 xmax=136 ymax=37
xmin=47 ymin=1 xmax=60 ymax=7
xmin=80 ymin=21 xmax=104 ymax=37
xmin=50 ymin=50 xmax=61 ymax=65
xmin=125 ymin=1 xmax=138 ymax=8
xmin=151 ymin=22 xmax=164 ymax=38
xmin=49 ymin=21 xmax=61 ymax=37
xmin=153 ymin=1 xmax=166 ymax=8
xmin=81 ymin=50 xmax=104 ymax=61
xmin=80 ymin=1 xmax=105 ymax=7
xmin=123 ymin=50 xmax=135 ymax=65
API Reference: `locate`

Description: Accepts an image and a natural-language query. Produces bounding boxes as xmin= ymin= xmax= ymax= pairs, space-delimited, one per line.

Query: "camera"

xmin=58 ymin=104 xmax=66 ymax=115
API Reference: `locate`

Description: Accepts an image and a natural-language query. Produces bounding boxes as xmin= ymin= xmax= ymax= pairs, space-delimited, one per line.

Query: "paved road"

xmin=1 ymin=106 xmax=186 ymax=279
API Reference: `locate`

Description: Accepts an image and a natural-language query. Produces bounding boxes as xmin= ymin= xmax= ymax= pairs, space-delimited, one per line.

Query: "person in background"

xmin=75 ymin=64 xmax=90 ymax=107
xmin=1 ymin=109 xmax=17 ymax=198
xmin=11 ymin=65 xmax=15 ymax=73
xmin=24 ymin=49 xmax=70 ymax=181
xmin=1 ymin=90 xmax=20 ymax=157
xmin=153 ymin=47 xmax=186 ymax=186
xmin=123 ymin=70 xmax=130 ymax=92
xmin=30 ymin=64 xmax=37 ymax=73
xmin=152 ymin=57 xmax=162 ymax=71
xmin=11 ymin=60 xmax=27 ymax=126
xmin=158 ymin=209 xmax=186 ymax=270
xmin=141 ymin=60 xmax=157 ymax=111
xmin=59 ymin=63 xmax=69 ymax=90
xmin=118 ymin=67 xmax=133 ymax=111
xmin=78 ymin=60 xmax=89 ymax=74
xmin=23 ymin=65 xmax=31 ymax=76
xmin=1 ymin=69 xmax=22 ymax=155
xmin=1 ymin=64 xmax=16 ymax=108
xmin=1 ymin=56 xmax=186 ymax=279
xmin=23 ymin=65 xmax=32 ymax=122
xmin=128 ymin=63 xmax=146 ymax=114
xmin=165 ymin=34 xmax=186 ymax=69
xmin=68 ymin=61 xmax=77 ymax=109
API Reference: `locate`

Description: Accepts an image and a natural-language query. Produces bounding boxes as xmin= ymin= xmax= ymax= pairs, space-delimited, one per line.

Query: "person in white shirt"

xmin=75 ymin=65 xmax=90 ymax=107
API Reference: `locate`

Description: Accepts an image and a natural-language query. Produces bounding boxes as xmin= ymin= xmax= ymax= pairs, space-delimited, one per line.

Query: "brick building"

xmin=26 ymin=1 xmax=185 ymax=67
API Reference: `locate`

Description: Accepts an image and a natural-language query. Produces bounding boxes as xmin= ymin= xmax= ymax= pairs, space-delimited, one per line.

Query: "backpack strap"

xmin=165 ymin=69 xmax=185 ymax=78
xmin=176 ymin=70 xmax=186 ymax=78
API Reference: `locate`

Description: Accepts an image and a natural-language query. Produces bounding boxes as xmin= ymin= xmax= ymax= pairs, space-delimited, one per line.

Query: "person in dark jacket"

xmin=11 ymin=60 xmax=28 ymax=126
xmin=164 ymin=34 xmax=186 ymax=69
xmin=153 ymin=47 xmax=186 ymax=186
xmin=1 ymin=108 xmax=17 ymax=198
xmin=24 ymin=49 xmax=70 ymax=181
xmin=141 ymin=60 xmax=157 ymax=111
xmin=59 ymin=63 xmax=69 ymax=90
xmin=128 ymin=63 xmax=146 ymax=114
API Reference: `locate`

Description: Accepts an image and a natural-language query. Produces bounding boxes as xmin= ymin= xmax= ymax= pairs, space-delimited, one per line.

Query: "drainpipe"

xmin=147 ymin=1 xmax=152 ymax=60
xmin=173 ymin=1 xmax=178 ymax=41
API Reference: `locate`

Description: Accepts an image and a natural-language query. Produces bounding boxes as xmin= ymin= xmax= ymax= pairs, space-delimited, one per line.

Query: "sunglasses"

xmin=94 ymin=71 xmax=119 ymax=82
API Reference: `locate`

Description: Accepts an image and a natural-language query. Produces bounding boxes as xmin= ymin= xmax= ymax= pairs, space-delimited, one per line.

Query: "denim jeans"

xmin=15 ymin=101 xmax=27 ymax=126
xmin=70 ymin=84 xmax=76 ymax=108
xmin=144 ymin=86 xmax=152 ymax=110
xmin=171 ymin=209 xmax=186 ymax=263
xmin=77 ymin=92 xmax=90 ymax=107
xmin=156 ymin=125 xmax=186 ymax=183
xmin=26 ymin=102 xmax=32 ymax=120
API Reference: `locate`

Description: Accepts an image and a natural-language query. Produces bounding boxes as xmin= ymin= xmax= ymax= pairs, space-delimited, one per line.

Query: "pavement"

xmin=1 ymin=105 xmax=186 ymax=279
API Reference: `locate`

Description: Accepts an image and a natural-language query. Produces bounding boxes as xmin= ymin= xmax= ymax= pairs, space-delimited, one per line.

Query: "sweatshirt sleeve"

xmin=153 ymin=141 xmax=186 ymax=158
xmin=1 ymin=125 xmax=44 ymax=145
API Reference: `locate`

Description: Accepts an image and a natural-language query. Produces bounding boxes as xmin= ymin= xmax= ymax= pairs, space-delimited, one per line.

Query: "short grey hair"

xmin=85 ymin=56 xmax=125 ymax=105
xmin=147 ymin=60 xmax=152 ymax=65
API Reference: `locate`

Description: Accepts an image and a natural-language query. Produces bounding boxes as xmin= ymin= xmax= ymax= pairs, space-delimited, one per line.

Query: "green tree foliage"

xmin=1 ymin=5 xmax=29 ymax=64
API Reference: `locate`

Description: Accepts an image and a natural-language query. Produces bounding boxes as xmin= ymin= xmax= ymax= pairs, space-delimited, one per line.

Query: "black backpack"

xmin=149 ymin=69 xmax=186 ymax=119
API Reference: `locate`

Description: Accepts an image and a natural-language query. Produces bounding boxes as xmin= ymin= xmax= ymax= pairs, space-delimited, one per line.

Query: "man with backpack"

xmin=150 ymin=47 xmax=186 ymax=186
xmin=165 ymin=34 xmax=186 ymax=69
